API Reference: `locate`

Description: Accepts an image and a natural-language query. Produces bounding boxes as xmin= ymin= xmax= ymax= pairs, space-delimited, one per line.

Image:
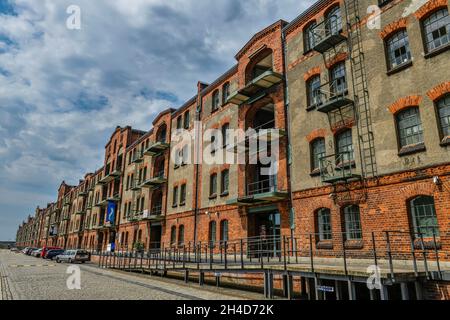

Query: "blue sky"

xmin=0 ymin=0 xmax=314 ymax=240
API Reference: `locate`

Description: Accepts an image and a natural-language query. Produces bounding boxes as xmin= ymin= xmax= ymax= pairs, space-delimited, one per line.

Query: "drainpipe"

xmin=193 ymin=89 xmax=204 ymax=247
xmin=281 ymin=29 xmax=296 ymax=242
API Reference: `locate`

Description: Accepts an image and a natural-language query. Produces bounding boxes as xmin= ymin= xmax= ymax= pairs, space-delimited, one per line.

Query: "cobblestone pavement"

xmin=0 ymin=250 xmax=262 ymax=300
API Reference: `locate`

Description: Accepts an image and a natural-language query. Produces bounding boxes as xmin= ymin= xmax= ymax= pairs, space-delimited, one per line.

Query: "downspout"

xmin=193 ymin=92 xmax=203 ymax=246
xmin=281 ymin=29 xmax=296 ymax=242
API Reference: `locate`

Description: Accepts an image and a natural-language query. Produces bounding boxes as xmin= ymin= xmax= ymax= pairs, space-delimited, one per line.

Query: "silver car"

xmin=55 ymin=250 xmax=91 ymax=264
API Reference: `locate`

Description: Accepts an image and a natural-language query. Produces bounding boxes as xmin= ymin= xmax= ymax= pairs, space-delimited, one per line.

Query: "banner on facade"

xmin=106 ymin=201 xmax=116 ymax=224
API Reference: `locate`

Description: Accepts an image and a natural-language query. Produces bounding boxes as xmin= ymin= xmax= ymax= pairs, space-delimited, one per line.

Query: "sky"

xmin=0 ymin=0 xmax=315 ymax=240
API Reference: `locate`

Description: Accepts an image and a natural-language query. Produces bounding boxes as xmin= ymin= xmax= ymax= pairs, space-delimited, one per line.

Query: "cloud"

xmin=0 ymin=0 xmax=315 ymax=239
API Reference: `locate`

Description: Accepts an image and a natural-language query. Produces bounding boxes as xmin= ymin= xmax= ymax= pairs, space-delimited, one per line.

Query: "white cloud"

xmin=0 ymin=0 xmax=315 ymax=238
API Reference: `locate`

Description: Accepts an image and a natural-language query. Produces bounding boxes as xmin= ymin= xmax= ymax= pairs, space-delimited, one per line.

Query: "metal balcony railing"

xmin=315 ymin=78 xmax=353 ymax=113
xmin=247 ymin=177 xmax=277 ymax=196
xmin=319 ymin=152 xmax=360 ymax=184
xmin=311 ymin=14 xmax=346 ymax=53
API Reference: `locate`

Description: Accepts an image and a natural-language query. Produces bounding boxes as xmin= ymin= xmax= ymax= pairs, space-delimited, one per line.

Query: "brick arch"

xmin=379 ymin=17 xmax=408 ymax=39
xmin=325 ymin=52 xmax=348 ymax=69
xmin=306 ymin=128 xmax=327 ymax=142
xmin=303 ymin=66 xmax=321 ymax=81
xmin=398 ymin=182 xmax=436 ymax=203
xmin=414 ymin=0 xmax=448 ymax=20
xmin=388 ymin=95 xmax=423 ymax=114
xmin=427 ymin=82 xmax=450 ymax=101
xmin=310 ymin=197 xmax=335 ymax=212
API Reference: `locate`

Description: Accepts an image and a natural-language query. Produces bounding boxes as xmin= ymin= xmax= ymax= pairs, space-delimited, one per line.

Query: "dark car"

xmin=26 ymin=247 xmax=38 ymax=255
xmin=45 ymin=249 xmax=65 ymax=260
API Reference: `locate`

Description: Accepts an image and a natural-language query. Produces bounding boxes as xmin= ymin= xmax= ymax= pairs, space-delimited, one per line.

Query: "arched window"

xmin=436 ymin=94 xmax=450 ymax=140
xmin=221 ymin=123 xmax=230 ymax=147
xmin=183 ymin=111 xmax=190 ymax=129
xmin=220 ymin=220 xmax=229 ymax=242
xmin=304 ymin=21 xmax=317 ymax=52
xmin=330 ymin=62 xmax=347 ymax=96
xmin=325 ymin=5 xmax=342 ymax=36
xmin=336 ymin=129 xmax=354 ymax=163
xmin=210 ymin=173 xmax=218 ymax=197
xmin=222 ymin=82 xmax=230 ymax=104
xmin=385 ymin=29 xmax=412 ymax=70
xmin=343 ymin=205 xmax=362 ymax=240
xmin=396 ymin=107 xmax=424 ymax=148
xmin=209 ymin=221 xmax=216 ymax=246
xmin=310 ymin=138 xmax=326 ymax=171
xmin=306 ymin=75 xmax=321 ymax=107
xmin=317 ymin=208 xmax=332 ymax=241
xmin=176 ymin=116 xmax=182 ymax=129
xmin=212 ymin=90 xmax=220 ymax=112
xmin=422 ymin=8 xmax=450 ymax=53
xmin=178 ymin=225 xmax=185 ymax=246
xmin=170 ymin=226 xmax=177 ymax=246
xmin=409 ymin=196 xmax=439 ymax=237
xmin=221 ymin=169 xmax=229 ymax=194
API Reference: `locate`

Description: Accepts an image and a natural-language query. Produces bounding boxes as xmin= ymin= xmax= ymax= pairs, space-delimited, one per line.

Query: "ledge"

xmin=220 ymin=191 xmax=229 ymax=198
xmin=344 ymin=240 xmax=364 ymax=250
xmin=424 ymin=43 xmax=450 ymax=59
xmin=440 ymin=136 xmax=450 ymax=147
xmin=209 ymin=194 xmax=218 ymax=200
xmin=398 ymin=143 xmax=426 ymax=157
xmin=316 ymin=241 xmax=333 ymax=250
xmin=386 ymin=61 xmax=413 ymax=76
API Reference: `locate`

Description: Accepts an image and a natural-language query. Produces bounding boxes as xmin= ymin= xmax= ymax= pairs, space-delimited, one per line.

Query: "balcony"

xmin=78 ymin=190 xmax=88 ymax=197
xmin=95 ymin=197 xmax=108 ymax=207
xmin=63 ymin=199 xmax=71 ymax=207
xmin=227 ymin=177 xmax=288 ymax=206
xmin=226 ymin=70 xmax=283 ymax=105
xmin=99 ymin=169 xmax=122 ymax=184
xmin=311 ymin=16 xmax=347 ymax=53
xmin=144 ymin=141 xmax=170 ymax=156
xmin=315 ymin=79 xmax=353 ymax=113
xmin=107 ymin=194 xmax=121 ymax=202
xmin=140 ymin=171 xmax=167 ymax=189
xmin=131 ymin=150 xmax=144 ymax=164
xmin=319 ymin=152 xmax=361 ymax=184
xmin=142 ymin=206 xmax=164 ymax=221
xmin=75 ymin=209 xmax=85 ymax=215
xmin=130 ymin=179 xmax=142 ymax=191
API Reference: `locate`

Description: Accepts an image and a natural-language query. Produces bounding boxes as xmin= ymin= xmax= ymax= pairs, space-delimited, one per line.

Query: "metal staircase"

xmin=344 ymin=0 xmax=378 ymax=179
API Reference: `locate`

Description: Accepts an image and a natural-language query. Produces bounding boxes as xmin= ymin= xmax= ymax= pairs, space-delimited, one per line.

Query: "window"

xmin=437 ymin=94 xmax=450 ymax=139
xmin=304 ymin=21 xmax=317 ymax=52
xmin=178 ymin=225 xmax=185 ymax=246
xmin=209 ymin=221 xmax=216 ymax=246
xmin=212 ymin=90 xmax=220 ymax=111
xmin=317 ymin=208 xmax=332 ymax=241
xmin=396 ymin=107 xmax=424 ymax=148
xmin=220 ymin=220 xmax=229 ymax=242
xmin=325 ymin=5 xmax=342 ymax=36
xmin=336 ymin=129 xmax=354 ymax=162
xmin=183 ymin=111 xmax=190 ymax=129
xmin=386 ymin=30 xmax=412 ymax=70
xmin=170 ymin=226 xmax=177 ymax=246
xmin=223 ymin=82 xmax=230 ymax=104
xmin=176 ymin=116 xmax=182 ymax=129
xmin=182 ymin=145 xmax=189 ymax=165
xmin=409 ymin=196 xmax=440 ymax=237
xmin=311 ymin=138 xmax=326 ymax=171
xmin=422 ymin=8 xmax=450 ymax=53
xmin=210 ymin=173 xmax=217 ymax=197
xmin=222 ymin=123 xmax=230 ymax=147
xmin=221 ymin=169 xmax=229 ymax=194
xmin=307 ymin=75 xmax=321 ymax=107
xmin=343 ymin=205 xmax=362 ymax=240
xmin=180 ymin=184 xmax=186 ymax=205
xmin=330 ymin=62 xmax=347 ymax=96
xmin=172 ymin=186 xmax=178 ymax=207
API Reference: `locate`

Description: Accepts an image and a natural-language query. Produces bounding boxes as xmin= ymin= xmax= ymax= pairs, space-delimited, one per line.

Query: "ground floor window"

xmin=343 ymin=205 xmax=362 ymax=240
xmin=410 ymin=196 xmax=439 ymax=237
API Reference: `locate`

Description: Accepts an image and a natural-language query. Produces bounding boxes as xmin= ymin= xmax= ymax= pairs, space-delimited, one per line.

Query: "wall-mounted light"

xmin=433 ymin=176 xmax=442 ymax=186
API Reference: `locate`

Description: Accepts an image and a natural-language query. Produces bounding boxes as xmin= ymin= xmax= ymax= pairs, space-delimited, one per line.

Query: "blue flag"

xmin=106 ymin=201 xmax=116 ymax=224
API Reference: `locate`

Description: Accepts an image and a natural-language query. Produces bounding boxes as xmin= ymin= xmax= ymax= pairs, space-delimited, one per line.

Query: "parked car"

xmin=41 ymin=246 xmax=62 ymax=258
xmin=25 ymin=247 xmax=38 ymax=255
xmin=31 ymin=249 xmax=43 ymax=257
xmin=44 ymin=249 xmax=65 ymax=260
xmin=21 ymin=247 xmax=29 ymax=254
xmin=10 ymin=247 xmax=19 ymax=252
xmin=56 ymin=250 xmax=91 ymax=264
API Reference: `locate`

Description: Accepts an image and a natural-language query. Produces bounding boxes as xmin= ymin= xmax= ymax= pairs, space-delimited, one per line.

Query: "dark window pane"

xmin=307 ymin=75 xmax=321 ymax=106
xmin=311 ymin=138 xmax=326 ymax=170
xmin=317 ymin=208 xmax=332 ymax=241
xmin=336 ymin=129 xmax=354 ymax=162
xmin=344 ymin=205 xmax=362 ymax=240
xmin=438 ymin=95 xmax=450 ymax=137
xmin=396 ymin=107 xmax=424 ymax=147
xmin=410 ymin=196 xmax=439 ymax=237
xmin=326 ymin=6 xmax=342 ymax=36
xmin=330 ymin=62 xmax=347 ymax=95
xmin=423 ymin=8 xmax=450 ymax=52
xmin=386 ymin=30 xmax=412 ymax=69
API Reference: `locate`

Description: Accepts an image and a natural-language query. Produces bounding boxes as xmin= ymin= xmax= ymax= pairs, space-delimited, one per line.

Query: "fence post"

xmin=409 ymin=232 xmax=418 ymax=277
xmin=224 ymin=241 xmax=228 ymax=270
xmin=240 ymin=239 xmax=244 ymax=269
xmin=419 ymin=232 xmax=430 ymax=280
xmin=371 ymin=232 xmax=378 ymax=268
xmin=385 ymin=231 xmax=395 ymax=282
xmin=432 ymin=230 xmax=442 ymax=280
xmin=283 ymin=236 xmax=287 ymax=271
xmin=309 ymin=234 xmax=314 ymax=273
